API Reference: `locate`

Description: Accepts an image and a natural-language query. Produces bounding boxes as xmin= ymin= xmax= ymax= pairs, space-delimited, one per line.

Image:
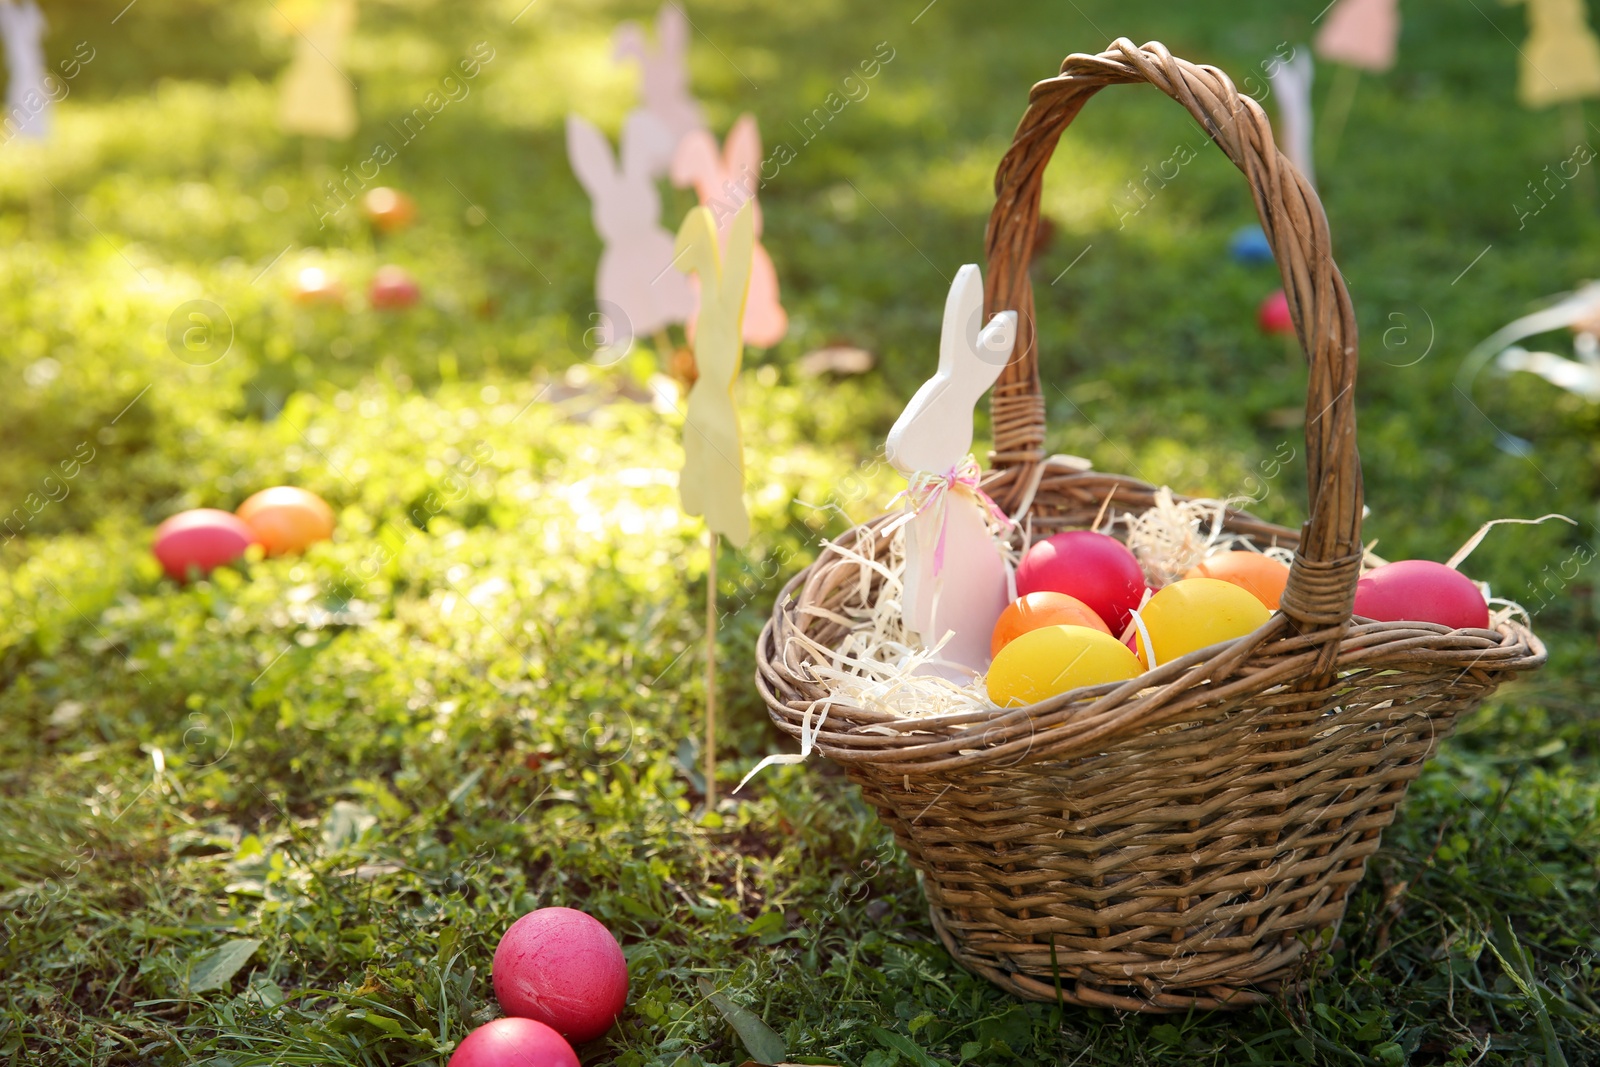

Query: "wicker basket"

xmin=755 ymin=39 xmax=1547 ymax=1012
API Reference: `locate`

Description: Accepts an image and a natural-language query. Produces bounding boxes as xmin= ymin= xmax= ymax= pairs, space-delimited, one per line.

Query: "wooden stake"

xmin=1317 ymin=64 xmax=1361 ymax=170
xmin=1564 ymin=102 xmax=1595 ymax=207
xmin=705 ymin=526 xmax=718 ymax=811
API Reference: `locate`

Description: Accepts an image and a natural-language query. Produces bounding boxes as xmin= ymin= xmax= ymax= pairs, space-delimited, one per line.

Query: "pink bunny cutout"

xmin=1315 ymin=0 xmax=1399 ymax=73
xmin=671 ymin=113 xmax=787 ymax=348
xmin=567 ymin=111 xmax=695 ymax=348
xmin=614 ymin=2 xmax=705 ymax=162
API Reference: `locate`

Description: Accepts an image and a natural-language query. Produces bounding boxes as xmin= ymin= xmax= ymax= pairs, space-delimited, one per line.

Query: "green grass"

xmin=3 ymin=0 xmax=1600 ymax=1064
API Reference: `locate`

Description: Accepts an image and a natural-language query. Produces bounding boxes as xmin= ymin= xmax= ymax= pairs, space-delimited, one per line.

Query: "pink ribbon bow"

xmin=892 ymin=456 xmax=1012 ymax=576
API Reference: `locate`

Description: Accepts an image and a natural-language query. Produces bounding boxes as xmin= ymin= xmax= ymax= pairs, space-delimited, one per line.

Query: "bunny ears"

xmin=566 ymin=112 xmax=678 ymax=196
xmin=887 ymin=265 xmax=1018 ymax=477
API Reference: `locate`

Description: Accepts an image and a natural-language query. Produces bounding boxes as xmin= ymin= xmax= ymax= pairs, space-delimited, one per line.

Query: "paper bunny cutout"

xmin=671 ymin=114 xmax=787 ymax=348
xmin=1314 ymin=0 xmax=1400 ymax=73
xmin=1267 ymin=49 xmax=1315 ymax=188
xmin=674 ymin=199 xmax=754 ymax=548
xmin=0 ymin=0 xmax=49 ymax=140
xmin=887 ymin=265 xmax=1017 ymax=677
xmin=278 ymin=0 xmax=358 ymax=140
xmin=568 ymin=112 xmax=695 ymax=347
xmin=1514 ymin=0 xmax=1600 ymax=108
xmin=614 ymin=2 xmax=705 ymax=168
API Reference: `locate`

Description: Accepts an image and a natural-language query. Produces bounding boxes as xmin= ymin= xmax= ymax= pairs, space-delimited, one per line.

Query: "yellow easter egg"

xmin=1135 ymin=577 xmax=1271 ymax=668
xmin=985 ymin=624 xmax=1143 ymax=708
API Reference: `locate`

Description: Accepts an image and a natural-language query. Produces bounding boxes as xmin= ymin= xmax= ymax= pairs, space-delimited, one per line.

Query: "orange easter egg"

xmin=1182 ymin=551 xmax=1290 ymax=609
xmin=991 ymin=591 xmax=1111 ymax=657
xmin=236 ymin=486 xmax=335 ymax=556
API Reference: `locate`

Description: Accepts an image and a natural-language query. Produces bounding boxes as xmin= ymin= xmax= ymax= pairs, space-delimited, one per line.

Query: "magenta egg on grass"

xmin=1353 ymin=559 xmax=1490 ymax=630
xmin=493 ymin=907 xmax=628 ymax=1043
xmin=1258 ymin=289 xmax=1293 ymax=335
xmin=448 ymin=1018 xmax=578 ymax=1067
xmin=152 ymin=508 xmax=260 ymax=581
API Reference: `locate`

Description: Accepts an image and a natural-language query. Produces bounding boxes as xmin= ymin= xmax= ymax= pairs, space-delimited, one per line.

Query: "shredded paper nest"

xmin=800 ymin=492 xmax=1553 ymax=721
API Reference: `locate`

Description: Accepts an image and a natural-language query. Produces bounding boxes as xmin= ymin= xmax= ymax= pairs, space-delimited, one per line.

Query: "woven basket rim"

xmin=757 ymin=486 xmax=1546 ymax=770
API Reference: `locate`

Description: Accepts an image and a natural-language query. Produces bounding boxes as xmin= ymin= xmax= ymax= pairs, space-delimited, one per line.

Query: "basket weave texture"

xmin=754 ymin=39 xmax=1546 ymax=1012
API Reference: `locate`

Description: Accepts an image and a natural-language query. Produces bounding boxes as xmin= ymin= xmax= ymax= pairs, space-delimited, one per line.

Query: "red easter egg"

xmin=448 ymin=1018 xmax=578 ymax=1067
xmin=369 ymin=265 xmax=420 ymax=310
xmin=1353 ymin=559 xmax=1490 ymax=630
xmin=493 ymin=907 xmax=628 ymax=1043
xmin=363 ymin=187 xmax=418 ymax=233
xmin=1258 ymin=289 xmax=1293 ymax=335
xmin=152 ymin=508 xmax=259 ymax=581
xmin=1015 ymin=531 xmax=1147 ymax=634
xmin=236 ymin=486 xmax=335 ymax=556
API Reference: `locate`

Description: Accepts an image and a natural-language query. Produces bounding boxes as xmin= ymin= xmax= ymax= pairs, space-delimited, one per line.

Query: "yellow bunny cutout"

xmin=674 ymin=199 xmax=753 ymax=549
xmin=1515 ymin=0 xmax=1600 ymax=109
xmin=278 ymin=0 xmax=359 ymax=140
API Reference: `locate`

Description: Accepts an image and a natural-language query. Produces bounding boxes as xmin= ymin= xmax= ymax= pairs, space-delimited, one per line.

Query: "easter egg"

xmin=493 ymin=907 xmax=628 ymax=1043
xmin=1182 ymin=551 xmax=1290 ymax=609
xmin=369 ymin=265 xmax=420 ymax=310
xmin=1135 ymin=578 xmax=1271 ymax=667
xmin=152 ymin=508 xmax=259 ymax=581
xmin=1015 ymin=531 xmax=1147 ymax=634
xmin=1353 ymin=559 xmax=1489 ymax=630
xmin=991 ymin=592 xmax=1110 ymax=656
xmin=292 ymin=266 xmax=343 ymax=305
xmin=985 ymin=624 xmax=1143 ymax=707
xmin=1229 ymin=224 xmax=1274 ymax=265
xmin=236 ymin=486 xmax=334 ymax=556
xmin=1258 ymin=289 xmax=1293 ymax=335
xmin=363 ymin=187 xmax=417 ymax=233
xmin=448 ymin=1018 xmax=578 ymax=1067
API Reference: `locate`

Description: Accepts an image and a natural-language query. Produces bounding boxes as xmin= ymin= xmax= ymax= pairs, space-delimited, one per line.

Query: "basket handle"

xmin=983 ymin=39 xmax=1364 ymax=633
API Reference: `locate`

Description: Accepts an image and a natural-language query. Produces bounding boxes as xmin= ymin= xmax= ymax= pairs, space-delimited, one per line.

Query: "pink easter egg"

xmin=369 ymin=265 xmax=420 ymax=310
xmin=448 ymin=1018 xmax=579 ymax=1067
xmin=493 ymin=907 xmax=628 ymax=1043
xmin=1258 ymin=289 xmax=1294 ymax=335
xmin=152 ymin=508 xmax=259 ymax=582
xmin=1015 ymin=531 xmax=1147 ymax=635
xmin=1353 ymin=559 xmax=1490 ymax=630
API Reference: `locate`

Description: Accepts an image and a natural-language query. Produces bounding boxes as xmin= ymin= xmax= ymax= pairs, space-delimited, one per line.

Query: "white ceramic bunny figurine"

xmin=567 ymin=111 xmax=695 ymax=349
xmin=671 ymin=114 xmax=787 ymax=348
xmin=887 ymin=264 xmax=1017 ymax=678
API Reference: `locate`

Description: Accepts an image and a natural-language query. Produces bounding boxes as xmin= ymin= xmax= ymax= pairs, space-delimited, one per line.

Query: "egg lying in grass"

xmin=447 ymin=1018 xmax=578 ymax=1067
xmin=1182 ymin=551 xmax=1290 ymax=609
xmin=1134 ymin=577 xmax=1271 ymax=668
xmin=152 ymin=509 xmax=259 ymax=582
xmin=236 ymin=486 xmax=335 ymax=556
xmin=985 ymin=625 xmax=1143 ymax=707
xmin=363 ymin=187 xmax=417 ymax=233
xmin=493 ymin=907 xmax=628 ymax=1043
xmin=1015 ymin=530 xmax=1147 ymax=634
xmin=1353 ymin=559 xmax=1489 ymax=630
xmin=990 ymin=591 xmax=1110 ymax=657
xmin=369 ymin=264 xmax=421 ymax=310
xmin=291 ymin=266 xmax=343 ymax=305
